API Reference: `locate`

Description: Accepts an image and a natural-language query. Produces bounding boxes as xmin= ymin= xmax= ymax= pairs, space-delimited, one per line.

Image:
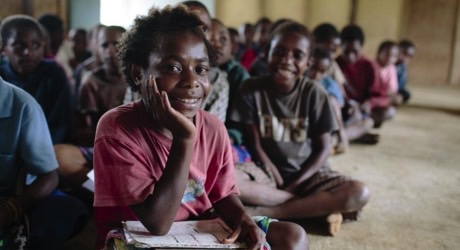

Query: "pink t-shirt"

xmin=93 ymin=100 xmax=239 ymax=247
xmin=379 ymin=64 xmax=398 ymax=94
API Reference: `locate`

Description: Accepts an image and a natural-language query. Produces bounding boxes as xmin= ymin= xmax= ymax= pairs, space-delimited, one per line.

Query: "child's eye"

xmin=273 ymin=48 xmax=287 ymax=57
xmin=293 ymin=51 xmax=306 ymax=60
xmin=163 ymin=65 xmax=182 ymax=73
xmin=219 ymin=37 xmax=228 ymax=45
xmin=32 ymin=42 xmax=42 ymax=50
xmin=196 ymin=65 xmax=210 ymax=75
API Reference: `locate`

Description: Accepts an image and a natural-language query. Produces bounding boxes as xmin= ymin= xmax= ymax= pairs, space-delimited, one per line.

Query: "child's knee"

xmin=267 ymin=221 xmax=309 ymax=250
xmin=343 ymin=181 xmax=370 ymax=210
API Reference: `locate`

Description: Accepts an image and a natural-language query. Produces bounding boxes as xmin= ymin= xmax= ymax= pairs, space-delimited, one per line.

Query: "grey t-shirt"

xmin=231 ymin=75 xmax=338 ymax=180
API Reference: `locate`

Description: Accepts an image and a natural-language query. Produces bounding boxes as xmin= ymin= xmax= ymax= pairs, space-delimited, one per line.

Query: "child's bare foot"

xmin=326 ymin=213 xmax=343 ymax=236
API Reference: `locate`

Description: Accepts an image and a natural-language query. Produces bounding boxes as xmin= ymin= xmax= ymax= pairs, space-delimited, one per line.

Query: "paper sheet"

xmin=123 ymin=219 xmax=246 ymax=249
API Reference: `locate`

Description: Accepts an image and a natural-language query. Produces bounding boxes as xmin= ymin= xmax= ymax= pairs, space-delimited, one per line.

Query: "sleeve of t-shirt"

xmin=47 ymin=64 xmax=73 ymax=144
xmin=332 ymin=61 xmax=347 ymax=86
xmin=20 ymin=96 xmax=58 ymax=175
xmin=308 ymin=83 xmax=339 ymax=136
xmin=229 ymin=80 xmax=258 ymax=125
xmin=93 ymin=135 xmax=156 ymax=207
xmin=78 ymin=76 xmax=99 ymax=113
xmin=206 ymin=121 xmax=240 ymax=204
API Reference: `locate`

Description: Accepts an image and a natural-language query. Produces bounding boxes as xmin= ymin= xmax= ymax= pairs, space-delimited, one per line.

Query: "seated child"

xmin=228 ymin=27 xmax=241 ymax=59
xmin=396 ymin=40 xmax=416 ymax=103
xmin=181 ymin=0 xmax=231 ymax=123
xmin=231 ymin=21 xmax=370 ymax=236
xmin=312 ymin=23 xmax=378 ymax=144
xmin=248 ymin=17 xmax=272 ymax=77
xmin=238 ymin=22 xmax=258 ymax=70
xmin=55 ymin=26 xmax=127 ymax=190
xmin=0 ymin=77 xmax=87 ymax=249
xmin=376 ymin=40 xmax=401 ymax=108
xmin=78 ymin=25 xmax=127 ymax=132
xmin=73 ymin=24 xmax=105 ymax=97
xmin=93 ymin=5 xmax=308 ymax=250
xmin=0 ymin=15 xmax=73 ymax=144
xmin=306 ymin=48 xmax=348 ymax=154
xmin=337 ymin=24 xmax=392 ymax=128
xmin=210 ymin=18 xmax=250 ymax=120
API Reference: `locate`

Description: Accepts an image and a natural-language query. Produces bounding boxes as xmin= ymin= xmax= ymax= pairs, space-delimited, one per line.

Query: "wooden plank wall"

xmin=0 ymin=0 xmax=68 ymax=30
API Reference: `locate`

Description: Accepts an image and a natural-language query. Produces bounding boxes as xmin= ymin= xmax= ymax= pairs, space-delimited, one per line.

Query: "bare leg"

xmin=236 ymin=170 xmax=295 ymax=206
xmin=346 ymin=117 xmax=374 ymax=141
xmin=251 ymin=181 xmax=370 ymax=219
xmin=267 ymin=221 xmax=309 ymax=250
xmin=329 ymin=97 xmax=349 ymax=154
xmin=371 ymin=106 xmax=396 ymax=128
xmin=54 ymin=144 xmax=91 ymax=188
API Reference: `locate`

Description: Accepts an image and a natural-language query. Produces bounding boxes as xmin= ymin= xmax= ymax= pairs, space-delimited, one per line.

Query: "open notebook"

xmin=123 ymin=218 xmax=246 ymax=249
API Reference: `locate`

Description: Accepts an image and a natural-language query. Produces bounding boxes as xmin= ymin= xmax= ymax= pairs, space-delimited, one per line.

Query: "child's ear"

xmin=130 ymin=64 xmax=143 ymax=86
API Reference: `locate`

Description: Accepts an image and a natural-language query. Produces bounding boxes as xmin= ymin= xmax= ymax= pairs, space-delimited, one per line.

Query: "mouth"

xmin=18 ymin=60 xmax=38 ymax=70
xmin=278 ymin=68 xmax=294 ymax=77
xmin=170 ymin=97 xmax=201 ymax=104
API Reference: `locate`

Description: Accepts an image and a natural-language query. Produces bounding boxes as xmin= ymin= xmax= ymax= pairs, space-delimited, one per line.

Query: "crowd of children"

xmin=0 ymin=1 xmax=416 ymax=249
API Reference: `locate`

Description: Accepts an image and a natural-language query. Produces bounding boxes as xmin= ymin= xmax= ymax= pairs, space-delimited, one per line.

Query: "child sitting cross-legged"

xmin=231 ymin=21 xmax=370 ymax=236
xmin=92 ymin=5 xmax=308 ymax=250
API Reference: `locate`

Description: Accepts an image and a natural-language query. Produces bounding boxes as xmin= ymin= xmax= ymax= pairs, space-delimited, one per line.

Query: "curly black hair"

xmin=0 ymin=15 xmax=46 ymax=48
xmin=312 ymin=23 xmax=339 ymax=43
xmin=118 ymin=4 xmax=215 ymax=91
xmin=340 ymin=24 xmax=365 ymax=45
xmin=399 ymin=39 xmax=415 ymax=50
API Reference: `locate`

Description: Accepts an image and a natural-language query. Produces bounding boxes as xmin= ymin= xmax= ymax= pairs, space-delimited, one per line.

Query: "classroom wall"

xmin=308 ymin=0 xmax=351 ymax=31
xmin=402 ymin=0 xmax=459 ymax=85
xmin=0 ymin=0 xmax=68 ymax=30
xmin=355 ymin=0 xmax=405 ymax=59
xmin=69 ymin=0 xmax=100 ymax=30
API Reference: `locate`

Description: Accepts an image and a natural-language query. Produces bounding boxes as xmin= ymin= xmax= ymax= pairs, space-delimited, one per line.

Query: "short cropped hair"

xmin=377 ymin=40 xmax=397 ymax=54
xmin=255 ymin=17 xmax=271 ymax=30
xmin=313 ymin=23 xmax=339 ymax=43
xmin=118 ymin=5 xmax=215 ymax=91
xmin=399 ymin=39 xmax=415 ymax=50
xmin=37 ymin=14 xmax=63 ymax=33
xmin=268 ymin=21 xmax=311 ymax=53
xmin=341 ymin=24 xmax=365 ymax=44
xmin=0 ymin=15 xmax=45 ymax=48
xmin=228 ymin=27 xmax=239 ymax=38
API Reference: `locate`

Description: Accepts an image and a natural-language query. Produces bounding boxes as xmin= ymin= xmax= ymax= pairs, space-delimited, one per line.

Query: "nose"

xmin=280 ymin=51 xmax=294 ymax=64
xmin=181 ymin=67 xmax=199 ymax=89
xmin=23 ymin=47 xmax=30 ymax=55
xmin=106 ymin=43 xmax=117 ymax=56
xmin=210 ymin=36 xmax=220 ymax=49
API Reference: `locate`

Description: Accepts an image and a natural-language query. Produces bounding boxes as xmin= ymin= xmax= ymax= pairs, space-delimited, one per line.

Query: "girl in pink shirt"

xmin=93 ymin=4 xmax=308 ymax=250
